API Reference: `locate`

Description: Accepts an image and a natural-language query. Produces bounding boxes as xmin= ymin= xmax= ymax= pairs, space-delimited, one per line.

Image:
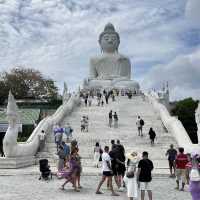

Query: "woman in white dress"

xmin=93 ymin=142 xmax=101 ymax=168
xmin=124 ymin=152 xmax=140 ymax=200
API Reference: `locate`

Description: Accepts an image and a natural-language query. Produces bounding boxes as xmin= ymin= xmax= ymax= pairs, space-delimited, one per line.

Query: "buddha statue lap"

xmin=86 ymin=23 xmax=140 ymax=92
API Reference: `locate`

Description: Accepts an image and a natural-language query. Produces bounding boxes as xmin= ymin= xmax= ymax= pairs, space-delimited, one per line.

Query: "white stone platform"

xmin=0 ymin=156 xmax=36 ymax=169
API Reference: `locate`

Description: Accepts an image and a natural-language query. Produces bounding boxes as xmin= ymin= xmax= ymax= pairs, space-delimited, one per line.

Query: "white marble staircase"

xmin=37 ymin=95 xmax=177 ymax=175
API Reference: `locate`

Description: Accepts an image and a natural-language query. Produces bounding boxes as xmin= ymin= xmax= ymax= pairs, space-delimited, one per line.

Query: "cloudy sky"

xmin=0 ymin=0 xmax=200 ymax=100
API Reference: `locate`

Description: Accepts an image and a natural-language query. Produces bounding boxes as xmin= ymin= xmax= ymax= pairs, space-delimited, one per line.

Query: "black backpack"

xmin=140 ymin=119 xmax=144 ymax=126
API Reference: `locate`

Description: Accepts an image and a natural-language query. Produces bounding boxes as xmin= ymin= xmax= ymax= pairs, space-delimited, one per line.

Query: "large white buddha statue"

xmin=86 ymin=23 xmax=140 ymax=92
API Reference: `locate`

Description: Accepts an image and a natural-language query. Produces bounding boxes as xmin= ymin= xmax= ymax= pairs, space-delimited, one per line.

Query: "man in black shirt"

xmin=137 ymin=151 xmax=154 ymax=200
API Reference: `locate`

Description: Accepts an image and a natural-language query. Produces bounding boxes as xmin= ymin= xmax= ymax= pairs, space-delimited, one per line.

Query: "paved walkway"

xmin=0 ymin=175 xmax=191 ymax=200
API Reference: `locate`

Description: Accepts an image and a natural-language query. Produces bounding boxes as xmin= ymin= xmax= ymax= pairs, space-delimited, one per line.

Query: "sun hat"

xmin=126 ymin=151 xmax=140 ymax=162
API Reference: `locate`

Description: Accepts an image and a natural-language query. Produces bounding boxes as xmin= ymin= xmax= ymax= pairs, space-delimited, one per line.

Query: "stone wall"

xmin=147 ymin=92 xmax=200 ymax=153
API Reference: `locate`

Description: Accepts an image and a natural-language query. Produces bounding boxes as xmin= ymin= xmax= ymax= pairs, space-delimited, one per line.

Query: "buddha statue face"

xmin=99 ymin=23 xmax=120 ymax=53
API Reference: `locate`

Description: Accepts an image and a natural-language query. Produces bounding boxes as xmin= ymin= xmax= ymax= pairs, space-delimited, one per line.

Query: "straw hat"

xmin=126 ymin=151 xmax=140 ymax=162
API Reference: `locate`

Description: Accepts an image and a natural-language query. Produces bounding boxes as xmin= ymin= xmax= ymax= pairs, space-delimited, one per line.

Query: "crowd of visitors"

xmin=94 ymin=139 xmax=154 ymax=200
xmin=164 ymin=145 xmax=200 ymax=199
xmin=35 ymin=89 xmax=200 ymax=200
xmin=108 ymin=110 xmax=119 ymax=128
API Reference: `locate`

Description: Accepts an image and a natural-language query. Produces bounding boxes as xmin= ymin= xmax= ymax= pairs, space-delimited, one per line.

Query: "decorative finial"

xmin=7 ymin=91 xmax=20 ymax=125
xmin=63 ymin=82 xmax=70 ymax=104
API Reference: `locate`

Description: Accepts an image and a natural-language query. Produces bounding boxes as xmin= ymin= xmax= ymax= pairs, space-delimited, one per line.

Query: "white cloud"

xmin=185 ymin=0 xmax=200 ymax=28
xmin=141 ymin=48 xmax=200 ymax=100
xmin=142 ymin=0 xmax=200 ymax=100
xmin=1 ymin=0 xmax=199 ymax=99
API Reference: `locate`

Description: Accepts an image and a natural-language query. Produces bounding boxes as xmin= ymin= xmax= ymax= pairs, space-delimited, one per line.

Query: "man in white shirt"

xmin=136 ymin=116 xmax=143 ymax=136
xmin=95 ymin=146 xmax=119 ymax=196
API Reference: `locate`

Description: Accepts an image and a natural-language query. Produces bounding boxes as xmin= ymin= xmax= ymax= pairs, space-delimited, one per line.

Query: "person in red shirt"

xmin=175 ymin=147 xmax=188 ymax=191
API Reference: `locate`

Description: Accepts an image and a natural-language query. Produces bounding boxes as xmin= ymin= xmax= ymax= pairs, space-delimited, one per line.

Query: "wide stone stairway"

xmin=43 ymin=95 xmax=177 ymax=175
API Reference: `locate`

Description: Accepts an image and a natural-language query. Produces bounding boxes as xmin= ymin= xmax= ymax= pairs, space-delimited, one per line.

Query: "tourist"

xmin=71 ymin=139 xmax=78 ymax=153
xmin=0 ymin=138 xmax=5 ymax=157
xmin=124 ymin=151 xmax=140 ymax=200
xmin=101 ymin=100 xmax=104 ymax=106
xmin=55 ymin=128 xmax=63 ymax=152
xmin=93 ymin=142 xmax=101 ymax=168
xmin=61 ymin=141 xmax=70 ymax=163
xmin=109 ymin=143 xmax=122 ymax=189
xmin=148 ymin=128 xmax=156 ymax=145
xmin=175 ymin=147 xmax=188 ymax=191
xmin=57 ymin=145 xmax=65 ymax=171
xmin=137 ymin=151 xmax=154 ymax=200
xmin=115 ymin=141 xmax=126 ymax=190
xmin=38 ymin=130 xmax=46 ymax=152
xmin=88 ymin=96 xmax=92 ymax=106
xmin=116 ymin=140 xmax=125 ymax=154
xmin=60 ymin=150 xmax=80 ymax=192
xmin=81 ymin=116 xmax=88 ymax=132
xmin=75 ymin=147 xmax=82 ymax=189
xmin=111 ymin=139 xmax=117 ymax=150
xmin=85 ymin=116 xmax=89 ymax=132
xmin=97 ymin=96 xmax=101 ymax=106
xmin=81 ymin=116 xmax=85 ymax=132
xmin=95 ymin=146 xmax=119 ymax=196
xmin=112 ymin=93 xmax=115 ymax=102
xmin=165 ymin=144 xmax=177 ymax=177
xmin=136 ymin=116 xmax=143 ymax=136
xmin=186 ymin=153 xmax=192 ymax=184
xmin=105 ymin=94 xmax=109 ymax=104
xmin=186 ymin=152 xmax=200 ymax=200
xmin=108 ymin=110 xmax=113 ymax=127
xmin=84 ymin=94 xmax=88 ymax=106
xmin=103 ymin=89 xmax=107 ymax=96
xmin=64 ymin=123 xmax=73 ymax=141
xmin=113 ymin=112 xmax=118 ymax=128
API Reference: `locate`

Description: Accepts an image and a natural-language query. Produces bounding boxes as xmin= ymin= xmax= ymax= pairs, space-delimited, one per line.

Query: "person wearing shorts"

xmin=175 ymin=147 xmax=188 ymax=191
xmin=96 ymin=146 xmax=119 ymax=196
xmin=165 ymin=144 xmax=177 ymax=177
xmin=137 ymin=151 xmax=154 ymax=200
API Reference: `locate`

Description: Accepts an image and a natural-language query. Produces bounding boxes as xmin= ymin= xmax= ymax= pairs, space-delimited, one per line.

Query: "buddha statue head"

xmin=99 ymin=23 xmax=120 ymax=53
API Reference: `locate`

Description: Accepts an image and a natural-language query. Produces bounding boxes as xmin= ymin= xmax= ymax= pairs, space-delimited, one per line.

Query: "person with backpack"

xmin=136 ymin=116 xmax=144 ymax=136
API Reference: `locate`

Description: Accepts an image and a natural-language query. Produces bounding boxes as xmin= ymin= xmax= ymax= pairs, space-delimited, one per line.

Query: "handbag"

xmin=126 ymin=171 xmax=134 ymax=178
xmin=190 ymin=168 xmax=200 ymax=181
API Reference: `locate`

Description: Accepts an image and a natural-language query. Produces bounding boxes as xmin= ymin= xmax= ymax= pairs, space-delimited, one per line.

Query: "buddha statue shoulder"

xmin=87 ymin=23 xmax=140 ymax=92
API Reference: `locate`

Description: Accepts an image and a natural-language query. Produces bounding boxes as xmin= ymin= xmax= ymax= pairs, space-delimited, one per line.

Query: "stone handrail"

xmin=146 ymin=92 xmax=200 ymax=153
xmin=3 ymin=92 xmax=81 ymax=157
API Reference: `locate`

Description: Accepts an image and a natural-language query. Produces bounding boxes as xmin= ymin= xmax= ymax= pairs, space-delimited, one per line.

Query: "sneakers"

xmin=111 ymin=193 xmax=119 ymax=196
xmin=96 ymin=191 xmax=103 ymax=194
xmin=118 ymin=187 xmax=124 ymax=192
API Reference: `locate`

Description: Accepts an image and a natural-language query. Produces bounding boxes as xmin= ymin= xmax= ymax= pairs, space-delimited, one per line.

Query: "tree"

xmin=0 ymin=67 xmax=59 ymax=103
xmin=0 ymin=80 xmax=8 ymax=104
xmin=171 ymin=98 xmax=199 ymax=143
